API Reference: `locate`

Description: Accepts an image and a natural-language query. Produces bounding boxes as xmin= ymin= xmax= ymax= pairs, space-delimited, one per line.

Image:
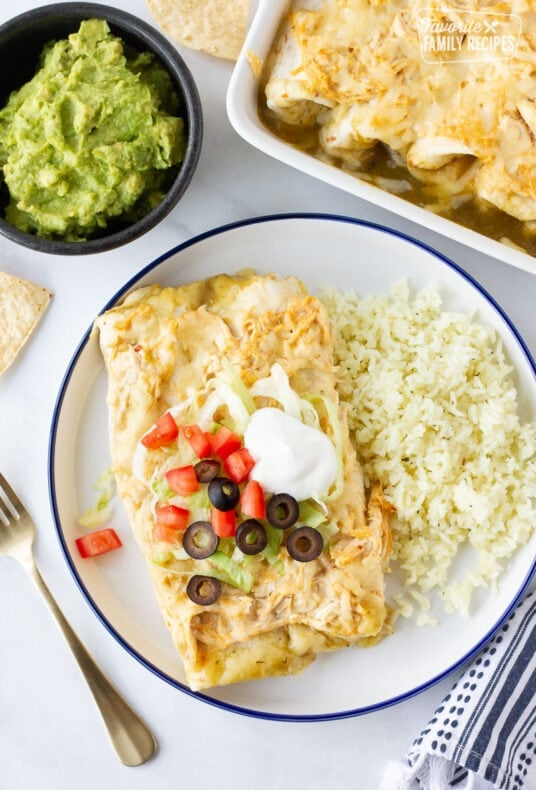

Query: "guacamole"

xmin=0 ymin=19 xmax=186 ymax=241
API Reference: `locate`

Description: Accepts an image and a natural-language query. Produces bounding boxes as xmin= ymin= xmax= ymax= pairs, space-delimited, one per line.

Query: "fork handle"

xmin=27 ymin=562 xmax=157 ymax=766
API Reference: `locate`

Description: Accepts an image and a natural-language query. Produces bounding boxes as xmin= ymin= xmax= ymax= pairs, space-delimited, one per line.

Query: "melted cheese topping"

xmin=264 ymin=0 xmax=536 ymax=222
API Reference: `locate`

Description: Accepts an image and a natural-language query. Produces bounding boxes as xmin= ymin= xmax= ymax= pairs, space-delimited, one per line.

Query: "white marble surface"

xmin=0 ymin=1 xmax=534 ymax=788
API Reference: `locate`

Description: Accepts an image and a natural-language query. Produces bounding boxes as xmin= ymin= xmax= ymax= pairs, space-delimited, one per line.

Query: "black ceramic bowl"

xmin=0 ymin=3 xmax=203 ymax=254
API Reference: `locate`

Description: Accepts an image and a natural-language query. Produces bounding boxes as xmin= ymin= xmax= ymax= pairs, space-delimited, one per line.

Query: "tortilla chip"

xmin=146 ymin=0 xmax=249 ymax=60
xmin=0 ymin=272 xmax=52 ymax=375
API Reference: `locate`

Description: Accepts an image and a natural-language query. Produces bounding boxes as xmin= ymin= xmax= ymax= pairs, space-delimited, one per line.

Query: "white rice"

xmin=320 ymin=280 xmax=536 ymax=621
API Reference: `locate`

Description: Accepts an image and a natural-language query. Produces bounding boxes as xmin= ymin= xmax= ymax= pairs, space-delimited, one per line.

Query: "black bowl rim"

xmin=0 ymin=2 xmax=203 ymax=255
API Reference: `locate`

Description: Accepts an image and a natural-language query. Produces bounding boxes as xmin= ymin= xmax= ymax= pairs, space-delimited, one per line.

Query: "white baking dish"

xmin=227 ymin=0 xmax=536 ymax=275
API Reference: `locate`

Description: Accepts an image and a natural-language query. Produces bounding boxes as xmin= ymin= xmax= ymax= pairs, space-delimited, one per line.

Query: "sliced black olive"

xmin=286 ymin=526 xmax=324 ymax=562
xmin=235 ymin=519 xmax=268 ymax=555
xmin=194 ymin=459 xmax=220 ymax=483
xmin=266 ymin=493 xmax=300 ymax=529
xmin=208 ymin=476 xmax=240 ymax=511
xmin=186 ymin=575 xmax=222 ymax=605
xmin=182 ymin=521 xmax=219 ymax=559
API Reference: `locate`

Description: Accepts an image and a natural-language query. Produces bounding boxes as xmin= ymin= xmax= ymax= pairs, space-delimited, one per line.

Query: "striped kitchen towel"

xmin=381 ymin=589 xmax=536 ymax=790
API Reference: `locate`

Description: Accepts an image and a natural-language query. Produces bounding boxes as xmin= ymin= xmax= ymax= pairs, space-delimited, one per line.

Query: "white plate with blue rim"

xmin=48 ymin=213 xmax=536 ymax=721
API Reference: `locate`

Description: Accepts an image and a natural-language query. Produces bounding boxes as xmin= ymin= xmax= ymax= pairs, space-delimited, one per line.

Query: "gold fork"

xmin=0 ymin=473 xmax=157 ymax=766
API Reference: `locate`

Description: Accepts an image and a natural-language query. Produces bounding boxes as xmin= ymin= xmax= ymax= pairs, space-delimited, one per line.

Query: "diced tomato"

xmin=165 ymin=465 xmax=199 ymax=496
xmin=208 ymin=426 xmax=242 ymax=460
xmin=155 ymin=504 xmax=190 ymax=535
xmin=153 ymin=522 xmax=181 ymax=544
xmin=182 ymin=424 xmax=212 ymax=459
xmin=141 ymin=412 xmax=179 ymax=450
xmin=240 ymin=479 xmax=266 ymax=519
xmin=211 ymin=508 xmax=236 ymax=537
xmin=75 ymin=528 xmax=122 ymax=559
xmin=224 ymin=447 xmax=256 ymax=484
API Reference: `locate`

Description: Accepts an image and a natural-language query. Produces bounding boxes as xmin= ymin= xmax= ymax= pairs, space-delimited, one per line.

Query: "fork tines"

xmin=0 ymin=474 xmax=22 ymax=522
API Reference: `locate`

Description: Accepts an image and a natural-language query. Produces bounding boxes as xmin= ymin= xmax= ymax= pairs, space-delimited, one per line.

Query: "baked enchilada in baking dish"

xmin=260 ymin=0 xmax=536 ymax=255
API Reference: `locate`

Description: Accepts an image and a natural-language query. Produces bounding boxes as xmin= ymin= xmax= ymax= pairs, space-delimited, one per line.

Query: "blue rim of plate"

xmin=48 ymin=212 xmax=536 ymax=722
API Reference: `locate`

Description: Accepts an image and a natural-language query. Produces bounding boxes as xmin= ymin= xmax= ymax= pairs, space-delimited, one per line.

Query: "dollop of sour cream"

xmin=244 ymin=407 xmax=337 ymax=501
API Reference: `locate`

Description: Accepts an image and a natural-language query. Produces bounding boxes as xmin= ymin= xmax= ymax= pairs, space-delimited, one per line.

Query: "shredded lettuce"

xmin=78 ymin=468 xmax=116 ymax=527
xmin=152 ymin=549 xmax=256 ymax=593
xmin=193 ymin=390 xmax=225 ymax=431
xmin=220 ymin=359 xmax=256 ymax=415
xmin=298 ymin=499 xmax=337 ymax=547
xmin=207 ymin=550 xmax=255 ymax=593
xmin=250 ymin=363 xmax=319 ymax=427
xmin=189 ymin=372 xmax=253 ymax=435
xmin=306 ymin=393 xmax=344 ymax=501
xmin=231 ymin=544 xmax=246 ymax=564
xmin=151 ymin=546 xmax=190 ymax=564
xmin=185 ymin=488 xmax=211 ymax=510
xmin=187 ymin=507 xmax=211 ymax=524
xmin=168 ymin=399 xmax=193 ymax=423
xmin=151 ymin=478 xmax=174 ymax=500
xmin=229 ymin=525 xmax=284 ymax=575
xmin=315 ymin=520 xmax=339 ymax=544
xmin=207 ymin=379 xmax=251 ymax=433
xmin=298 ymin=498 xmax=328 ymax=528
xmin=263 ymin=523 xmax=283 ymax=558
xmin=259 ymin=523 xmax=284 ymax=574
xmin=216 ymin=537 xmax=236 ymax=556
